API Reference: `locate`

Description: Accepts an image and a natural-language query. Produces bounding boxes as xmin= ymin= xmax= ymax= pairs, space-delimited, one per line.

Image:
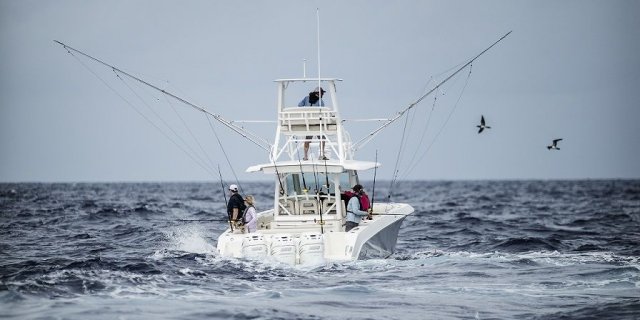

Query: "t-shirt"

xmin=298 ymin=96 xmax=326 ymax=107
xmin=227 ymin=193 xmax=245 ymax=219
xmin=346 ymin=195 xmax=369 ymax=223
xmin=243 ymin=206 xmax=257 ymax=233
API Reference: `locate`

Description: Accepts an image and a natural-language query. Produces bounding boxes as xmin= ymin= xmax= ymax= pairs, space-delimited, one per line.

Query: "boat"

xmin=215 ymin=78 xmax=414 ymax=265
xmin=55 ymin=30 xmax=510 ymax=266
xmin=53 ymin=40 xmax=414 ymax=265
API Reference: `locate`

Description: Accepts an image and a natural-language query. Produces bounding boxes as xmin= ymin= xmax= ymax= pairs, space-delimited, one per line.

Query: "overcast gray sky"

xmin=1 ymin=0 xmax=639 ymax=182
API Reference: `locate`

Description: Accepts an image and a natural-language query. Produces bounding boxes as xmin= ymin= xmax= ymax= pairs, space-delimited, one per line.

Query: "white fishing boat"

xmin=55 ymin=29 xmax=510 ymax=267
xmin=216 ymin=78 xmax=414 ymax=265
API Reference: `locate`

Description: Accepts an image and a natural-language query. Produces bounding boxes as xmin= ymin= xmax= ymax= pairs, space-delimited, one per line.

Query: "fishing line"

xmin=54 ymin=40 xmax=272 ymax=152
xmin=352 ymin=31 xmax=512 ymax=151
xmin=401 ymin=64 xmax=474 ymax=179
xmin=398 ymin=61 xmax=471 ymax=177
xmin=163 ymin=95 xmax=218 ymax=174
xmin=404 ymin=90 xmax=439 ymax=171
xmin=206 ymin=115 xmax=243 ymax=194
xmin=120 ymin=70 xmax=237 ymax=195
xmin=115 ymin=72 xmax=216 ymax=176
xmin=387 ymin=106 xmax=412 ymax=201
xmin=64 ymin=49 xmax=217 ymax=177
xmin=386 ymin=61 xmax=473 ymax=195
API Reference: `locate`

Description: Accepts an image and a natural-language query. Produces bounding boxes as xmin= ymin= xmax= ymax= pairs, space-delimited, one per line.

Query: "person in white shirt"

xmin=243 ymin=195 xmax=258 ymax=233
xmin=345 ymin=184 xmax=372 ymax=232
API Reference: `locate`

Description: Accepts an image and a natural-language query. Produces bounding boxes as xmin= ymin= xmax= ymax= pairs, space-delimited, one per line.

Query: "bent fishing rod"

xmin=54 ymin=40 xmax=271 ymax=152
xmin=353 ymin=31 xmax=512 ymax=151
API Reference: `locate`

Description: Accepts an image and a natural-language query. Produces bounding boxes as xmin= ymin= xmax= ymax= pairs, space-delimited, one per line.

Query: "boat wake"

xmin=164 ymin=225 xmax=216 ymax=255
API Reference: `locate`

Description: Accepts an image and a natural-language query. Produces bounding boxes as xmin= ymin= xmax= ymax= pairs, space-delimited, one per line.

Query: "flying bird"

xmin=477 ymin=115 xmax=491 ymax=134
xmin=547 ymin=138 xmax=563 ymax=150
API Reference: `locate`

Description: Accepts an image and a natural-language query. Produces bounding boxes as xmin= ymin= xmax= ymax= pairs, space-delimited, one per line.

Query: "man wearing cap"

xmin=227 ymin=184 xmax=245 ymax=226
xmin=345 ymin=184 xmax=372 ymax=232
xmin=298 ymin=87 xmax=328 ymax=160
xmin=298 ymin=87 xmax=326 ymax=107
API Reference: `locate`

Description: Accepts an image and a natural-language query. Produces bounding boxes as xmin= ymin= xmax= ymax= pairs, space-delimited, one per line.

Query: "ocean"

xmin=1 ymin=180 xmax=639 ymax=319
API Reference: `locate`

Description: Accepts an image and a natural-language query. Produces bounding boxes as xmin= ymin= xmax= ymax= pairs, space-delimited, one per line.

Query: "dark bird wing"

xmin=480 ymin=115 xmax=486 ymax=126
xmin=553 ymin=138 xmax=563 ymax=145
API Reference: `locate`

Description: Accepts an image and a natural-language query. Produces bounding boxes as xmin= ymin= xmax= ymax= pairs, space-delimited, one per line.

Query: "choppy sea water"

xmin=1 ymin=180 xmax=639 ymax=319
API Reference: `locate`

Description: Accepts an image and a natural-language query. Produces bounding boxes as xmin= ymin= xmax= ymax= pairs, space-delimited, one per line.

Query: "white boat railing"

xmin=279 ymin=107 xmax=338 ymax=134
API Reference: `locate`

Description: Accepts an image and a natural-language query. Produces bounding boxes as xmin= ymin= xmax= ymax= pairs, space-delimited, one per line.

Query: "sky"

xmin=1 ymin=0 xmax=639 ymax=182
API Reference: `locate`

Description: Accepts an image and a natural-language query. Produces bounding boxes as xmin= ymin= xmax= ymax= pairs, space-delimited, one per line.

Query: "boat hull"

xmin=215 ymin=203 xmax=413 ymax=265
xmin=358 ymin=217 xmax=405 ymax=259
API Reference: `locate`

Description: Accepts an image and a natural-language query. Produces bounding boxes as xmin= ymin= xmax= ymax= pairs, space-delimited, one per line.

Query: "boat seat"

xmin=322 ymin=199 xmax=338 ymax=215
xmin=298 ymin=199 xmax=318 ymax=215
xmin=278 ymin=199 xmax=296 ymax=215
xmin=268 ymin=219 xmax=342 ymax=233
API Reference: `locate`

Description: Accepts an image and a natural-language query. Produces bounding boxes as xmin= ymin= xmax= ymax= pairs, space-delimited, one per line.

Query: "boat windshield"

xmin=282 ymin=172 xmax=350 ymax=197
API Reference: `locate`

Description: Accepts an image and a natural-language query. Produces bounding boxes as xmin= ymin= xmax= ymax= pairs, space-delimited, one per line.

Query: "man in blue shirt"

xmin=345 ymin=184 xmax=372 ymax=232
xmin=298 ymin=87 xmax=328 ymax=160
xmin=298 ymin=87 xmax=326 ymax=107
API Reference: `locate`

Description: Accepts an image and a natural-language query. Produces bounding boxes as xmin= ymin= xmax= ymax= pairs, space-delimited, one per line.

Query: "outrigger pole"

xmin=54 ymin=40 xmax=271 ymax=152
xmin=352 ymin=31 xmax=512 ymax=151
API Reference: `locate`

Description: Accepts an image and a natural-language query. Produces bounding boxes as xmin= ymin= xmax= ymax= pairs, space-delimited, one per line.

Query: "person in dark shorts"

xmin=298 ymin=87 xmax=328 ymax=160
xmin=227 ymin=184 xmax=245 ymax=227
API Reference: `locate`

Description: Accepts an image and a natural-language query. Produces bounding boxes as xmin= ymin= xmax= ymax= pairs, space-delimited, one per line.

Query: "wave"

xmin=2 ymin=181 xmax=639 ymax=319
xmin=492 ymin=237 xmax=559 ymax=252
xmin=535 ymin=299 xmax=640 ymax=320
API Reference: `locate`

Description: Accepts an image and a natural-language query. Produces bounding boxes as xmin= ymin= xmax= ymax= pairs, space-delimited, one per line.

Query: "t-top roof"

xmin=273 ymin=78 xmax=343 ymax=83
xmin=246 ymin=160 xmax=379 ymax=174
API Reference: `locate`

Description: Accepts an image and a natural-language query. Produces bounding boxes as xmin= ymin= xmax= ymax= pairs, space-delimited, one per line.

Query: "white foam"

xmin=409 ymin=249 xmax=640 ymax=268
xmin=166 ymin=225 xmax=216 ymax=254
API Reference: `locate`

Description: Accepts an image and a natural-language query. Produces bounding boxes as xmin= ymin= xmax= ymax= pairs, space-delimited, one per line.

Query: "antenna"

xmin=316 ymin=8 xmax=326 ymax=159
xmin=316 ymin=8 xmax=322 ymax=107
xmin=303 ymin=59 xmax=307 ymax=78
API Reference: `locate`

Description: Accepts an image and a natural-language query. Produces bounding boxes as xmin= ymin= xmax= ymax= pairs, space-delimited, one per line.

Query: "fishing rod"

xmin=178 ymin=219 xmax=231 ymax=222
xmin=352 ymin=31 xmax=512 ymax=151
xmin=323 ymin=157 xmax=330 ymax=193
xmin=318 ymin=157 xmax=331 ymax=232
xmin=368 ymin=150 xmax=378 ymax=220
xmin=218 ymin=165 xmax=234 ymax=232
xmin=310 ymin=160 xmax=324 ymax=234
xmin=315 ymin=6 xmax=329 ymax=230
xmin=54 ymin=40 xmax=271 ymax=152
xmin=296 ymin=144 xmax=309 ymax=192
xmin=269 ymin=152 xmax=286 ymax=196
